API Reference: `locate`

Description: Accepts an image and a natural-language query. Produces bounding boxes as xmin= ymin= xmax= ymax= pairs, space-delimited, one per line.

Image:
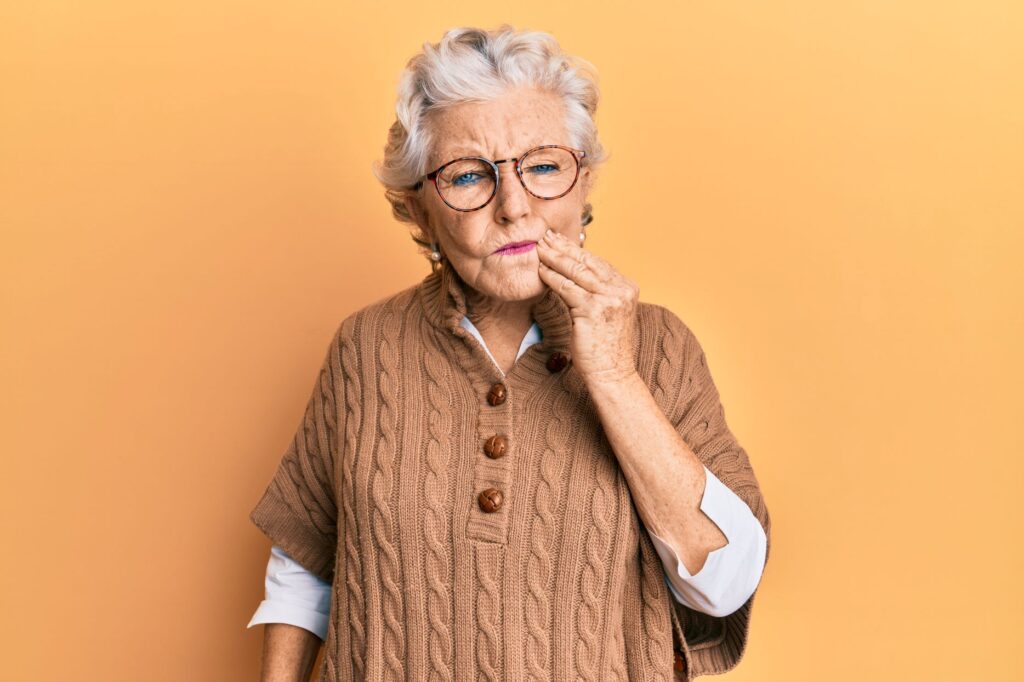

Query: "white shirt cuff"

xmin=247 ymin=599 xmax=330 ymax=641
xmin=247 ymin=545 xmax=332 ymax=640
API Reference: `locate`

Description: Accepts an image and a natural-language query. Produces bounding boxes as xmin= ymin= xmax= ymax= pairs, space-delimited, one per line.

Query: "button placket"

xmin=465 ymin=372 xmax=515 ymax=543
xmin=463 ymin=344 xmax=575 ymax=544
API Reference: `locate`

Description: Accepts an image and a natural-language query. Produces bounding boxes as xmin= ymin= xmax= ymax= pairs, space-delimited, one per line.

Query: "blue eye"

xmin=525 ymin=163 xmax=558 ymax=175
xmin=453 ymin=172 xmax=484 ymax=186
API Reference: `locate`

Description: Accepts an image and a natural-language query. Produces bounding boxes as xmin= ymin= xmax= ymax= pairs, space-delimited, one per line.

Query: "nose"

xmin=491 ymin=162 xmax=530 ymax=224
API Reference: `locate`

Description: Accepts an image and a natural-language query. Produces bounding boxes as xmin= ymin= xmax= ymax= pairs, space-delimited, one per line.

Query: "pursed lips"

xmin=494 ymin=240 xmax=538 ymax=254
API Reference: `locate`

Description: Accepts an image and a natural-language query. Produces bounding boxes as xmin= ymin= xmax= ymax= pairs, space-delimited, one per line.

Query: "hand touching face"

xmin=535 ymin=228 xmax=640 ymax=385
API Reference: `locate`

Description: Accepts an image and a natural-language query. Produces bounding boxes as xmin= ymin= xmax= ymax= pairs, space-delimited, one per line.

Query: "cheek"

xmin=437 ymin=215 xmax=486 ymax=254
xmin=547 ymin=199 xmax=583 ymax=228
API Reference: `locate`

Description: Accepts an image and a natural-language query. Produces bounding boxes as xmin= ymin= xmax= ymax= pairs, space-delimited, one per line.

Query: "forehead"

xmin=427 ymin=87 xmax=569 ymax=166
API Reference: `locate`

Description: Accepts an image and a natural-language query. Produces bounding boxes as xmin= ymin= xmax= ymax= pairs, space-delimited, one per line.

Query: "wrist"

xmin=582 ymin=366 xmax=642 ymax=394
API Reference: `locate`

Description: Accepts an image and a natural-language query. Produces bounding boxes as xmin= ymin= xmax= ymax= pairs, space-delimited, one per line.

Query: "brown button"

xmin=487 ymin=382 xmax=507 ymax=406
xmin=478 ymin=488 xmax=503 ymax=512
xmin=546 ymin=352 xmax=570 ymax=373
xmin=483 ymin=434 xmax=509 ymax=459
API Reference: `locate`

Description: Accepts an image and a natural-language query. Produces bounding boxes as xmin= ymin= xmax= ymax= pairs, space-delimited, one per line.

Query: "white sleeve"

xmin=646 ymin=465 xmax=767 ymax=617
xmin=247 ymin=545 xmax=333 ymax=640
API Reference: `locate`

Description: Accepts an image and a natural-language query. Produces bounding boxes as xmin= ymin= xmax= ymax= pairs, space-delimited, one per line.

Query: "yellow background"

xmin=2 ymin=2 xmax=1021 ymax=680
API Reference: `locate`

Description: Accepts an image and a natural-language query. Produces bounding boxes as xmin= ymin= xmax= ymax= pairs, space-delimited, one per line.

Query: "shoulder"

xmin=633 ymin=300 xmax=712 ymax=400
xmin=315 ymin=282 xmax=425 ymax=393
xmin=328 ymin=280 xmax=424 ymax=348
xmin=635 ymin=300 xmax=698 ymax=356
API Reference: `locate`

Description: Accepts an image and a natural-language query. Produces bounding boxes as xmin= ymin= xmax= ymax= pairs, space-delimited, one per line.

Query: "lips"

xmin=495 ymin=240 xmax=537 ymax=254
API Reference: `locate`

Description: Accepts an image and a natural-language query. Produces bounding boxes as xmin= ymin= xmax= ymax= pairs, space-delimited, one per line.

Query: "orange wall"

xmin=2 ymin=2 xmax=1021 ymax=680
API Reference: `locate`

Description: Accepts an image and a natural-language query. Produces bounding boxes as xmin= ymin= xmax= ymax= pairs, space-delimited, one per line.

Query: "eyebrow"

xmin=436 ymin=142 xmax=553 ymax=163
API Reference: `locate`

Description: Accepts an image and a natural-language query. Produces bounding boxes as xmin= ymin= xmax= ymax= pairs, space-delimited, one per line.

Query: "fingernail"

xmin=545 ymin=228 xmax=554 ymax=239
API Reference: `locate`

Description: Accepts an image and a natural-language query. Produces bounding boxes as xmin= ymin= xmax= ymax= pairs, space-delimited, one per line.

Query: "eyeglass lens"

xmin=435 ymin=147 xmax=578 ymax=210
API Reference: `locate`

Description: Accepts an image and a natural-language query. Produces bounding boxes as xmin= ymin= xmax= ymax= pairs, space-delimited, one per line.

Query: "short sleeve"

xmin=658 ymin=308 xmax=772 ymax=676
xmin=249 ymin=324 xmax=344 ymax=585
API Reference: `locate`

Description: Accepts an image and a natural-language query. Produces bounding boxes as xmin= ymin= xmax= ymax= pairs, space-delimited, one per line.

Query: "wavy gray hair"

xmin=371 ymin=24 xmax=609 ymax=254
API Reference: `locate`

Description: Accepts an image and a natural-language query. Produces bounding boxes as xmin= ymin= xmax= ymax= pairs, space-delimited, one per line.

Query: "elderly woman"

xmin=246 ymin=25 xmax=771 ymax=681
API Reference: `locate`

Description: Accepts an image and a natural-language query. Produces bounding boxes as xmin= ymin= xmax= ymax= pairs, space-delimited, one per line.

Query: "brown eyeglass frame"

xmin=412 ymin=144 xmax=587 ymax=212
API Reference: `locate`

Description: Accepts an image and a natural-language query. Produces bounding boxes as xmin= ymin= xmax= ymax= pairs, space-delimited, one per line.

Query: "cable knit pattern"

xmin=610 ymin=617 xmax=628 ymax=680
xmin=420 ymin=316 xmax=455 ymax=681
xmin=475 ymin=543 xmax=503 ymax=680
xmin=338 ymin=319 xmax=365 ymax=680
xmin=523 ymin=383 xmax=575 ymax=681
xmin=249 ymin=259 xmax=771 ymax=680
xmin=638 ymin=515 xmax=674 ymax=682
xmin=576 ymin=440 xmax=619 ymax=681
xmin=368 ymin=301 xmax=405 ymax=679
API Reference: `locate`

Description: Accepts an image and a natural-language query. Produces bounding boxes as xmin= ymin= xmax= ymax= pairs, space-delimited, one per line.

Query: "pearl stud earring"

xmin=429 ymin=242 xmax=442 ymax=262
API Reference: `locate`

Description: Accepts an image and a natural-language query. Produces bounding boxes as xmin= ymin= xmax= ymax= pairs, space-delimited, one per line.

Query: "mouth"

xmin=494 ymin=240 xmax=537 ymax=255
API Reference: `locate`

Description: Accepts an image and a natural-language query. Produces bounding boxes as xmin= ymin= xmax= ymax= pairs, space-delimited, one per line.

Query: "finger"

xmin=538 ymin=234 xmax=604 ymax=293
xmin=537 ymin=260 xmax=588 ymax=308
xmin=541 ymin=230 xmax=618 ymax=285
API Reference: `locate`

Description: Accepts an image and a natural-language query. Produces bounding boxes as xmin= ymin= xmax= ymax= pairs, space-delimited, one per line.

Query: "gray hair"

xmin=371 ymin=24 xmax=609 ymax=252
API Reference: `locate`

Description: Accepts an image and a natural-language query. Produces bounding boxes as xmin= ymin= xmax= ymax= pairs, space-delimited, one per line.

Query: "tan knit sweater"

xmin=249 ymin=260 xmax=772 ymax=681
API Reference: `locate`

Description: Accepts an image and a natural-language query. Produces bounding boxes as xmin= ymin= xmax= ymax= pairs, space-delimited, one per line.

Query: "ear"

xmin=403 ymin=192 xmax=434 ymax=242
xmin=579 ymin=167 xmax=594 ymax=198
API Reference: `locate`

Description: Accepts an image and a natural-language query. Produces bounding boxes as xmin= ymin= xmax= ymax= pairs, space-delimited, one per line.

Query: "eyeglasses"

xmin=412 ymin=144 xmax=587 ymax=212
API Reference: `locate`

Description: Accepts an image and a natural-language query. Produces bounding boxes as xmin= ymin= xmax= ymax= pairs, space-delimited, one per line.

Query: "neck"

xmin=417 ymin=259 xmax=575 ymax=357
xmin=464 ymin=285 xmax=543 ymax=338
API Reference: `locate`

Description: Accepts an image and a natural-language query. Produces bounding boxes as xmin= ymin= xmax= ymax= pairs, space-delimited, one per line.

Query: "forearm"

xmin=585 ymin=371 xmax=728 ymax=576
xmin=259 ymin=623 xmax=322 ymax=682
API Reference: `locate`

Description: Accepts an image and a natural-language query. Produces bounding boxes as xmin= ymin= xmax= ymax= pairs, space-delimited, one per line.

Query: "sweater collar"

xmin=417 ymin=260 xmax=574 ymax=354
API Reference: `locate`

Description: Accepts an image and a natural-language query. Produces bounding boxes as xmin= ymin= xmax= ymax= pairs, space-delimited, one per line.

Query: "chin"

xmin=485 ymin=271 xmax=546 ymax=302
